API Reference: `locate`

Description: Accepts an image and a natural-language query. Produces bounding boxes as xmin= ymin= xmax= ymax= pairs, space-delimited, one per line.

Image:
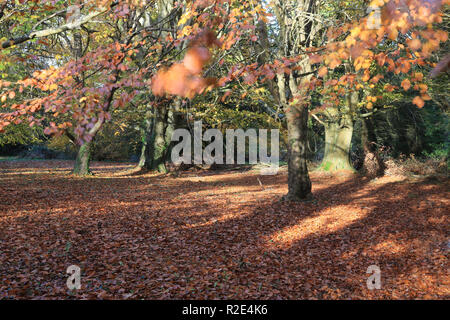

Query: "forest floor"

xmin=0 ymin=159 xmax=448 ymax=299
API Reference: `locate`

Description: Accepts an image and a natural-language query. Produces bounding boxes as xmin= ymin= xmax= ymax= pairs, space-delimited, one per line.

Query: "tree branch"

xmin=311 ymin=113 xmax=325 ymax=125
xmin=1 ymin=2 xmax=118 ymax=50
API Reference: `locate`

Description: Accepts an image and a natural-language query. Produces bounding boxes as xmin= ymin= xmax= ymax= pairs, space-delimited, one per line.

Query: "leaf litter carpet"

xmin=0 ymin=160 xmax=448 ymax=299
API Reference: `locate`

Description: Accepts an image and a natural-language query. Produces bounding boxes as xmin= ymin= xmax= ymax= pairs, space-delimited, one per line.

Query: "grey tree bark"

xmin=317 ymin=92 xmax=358 ymax=172
xmin=361 ymin=116 xmax=385 ymax=178
xmin=136 ymin=99 xmax=183 ymax=173
xmin=73 ymin=141 xmax=92 ymax=176
xmin=262 ymin=0 xmax=321 ymax=200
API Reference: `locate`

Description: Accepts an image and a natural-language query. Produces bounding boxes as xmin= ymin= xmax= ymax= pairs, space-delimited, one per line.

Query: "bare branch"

xmin=1 ymin=2 xmax=118 ymax=50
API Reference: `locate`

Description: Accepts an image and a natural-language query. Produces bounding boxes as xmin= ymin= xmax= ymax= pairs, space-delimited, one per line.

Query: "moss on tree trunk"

xmin=318 ymin=121 xmax=354 ymax=172
xmin=73 ymin=141 xmax=92 ymax=176
xmin=136 ymin=100 xmax=182 ymax=174
xmin=317 ymin=92 xmax=358 ymax=173
xmin=136 ymin=116 xmax=153 ymax=171
xmin=136 ymin=108 xmax=168 ymax=173
xmin=149 ymin=111 xmax=169 ymax=173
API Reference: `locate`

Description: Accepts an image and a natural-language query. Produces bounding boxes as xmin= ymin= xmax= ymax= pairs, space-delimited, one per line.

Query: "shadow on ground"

xmin=0 ymin=160 xmax=448 ymax=299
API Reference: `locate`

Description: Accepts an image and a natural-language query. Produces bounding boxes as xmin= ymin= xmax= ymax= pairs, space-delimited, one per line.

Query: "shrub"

xmin=384 ymin=154 xmax=448 ymax=177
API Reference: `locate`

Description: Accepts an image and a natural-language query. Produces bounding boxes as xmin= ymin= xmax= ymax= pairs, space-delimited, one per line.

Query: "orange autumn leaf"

xmin=401 ymin=79 xmax=411 ymax=91
xmin=384 ymin=84 xmax=396 ymax=92
xmin=152 ymin=63 xmax=190 ymax=97
xmin=399 ymin=61 xmax=411 ymax=74
xmin=362 ymin=70 xmax=371 ymax=82
xmin=418 ymin=83 xmax=428 ymax=93
xmin=413 ymin=72 xmax=424 ymax=82
xmin=375 ymin=53 xmax=387 ymax=66
xmin=318 ymin=66 xmax=328 ymax=78
xmin=421 ymin=93 xmax=432 ymax=101
xmin=151 ymin=43 xmax=216 ymax=98
xmin=183 ymin=47 xmax=211 ymax=74
xmin=309 ymin=54 xmax=322 ymax=64
xmin=407 ymin=38 xmax=422 ymax=51
xmin=412 ymin=95 xmax=425 ymax=108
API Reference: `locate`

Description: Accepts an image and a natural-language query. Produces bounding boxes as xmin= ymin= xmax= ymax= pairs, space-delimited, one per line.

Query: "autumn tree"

xmin=0 ymin=0 xmax=447 ymax=184
xmin=0 ymin=1 xmax=187 ymax=174
xmin=134 ymin=0 xmax=184 ymax=174
xmin=149 ymin=0 xmax=269 ymax=171
xmin=309 ymin=0 xmax=448 ymax=175
xmin=250 ymin=0 xmax=324 ymax=200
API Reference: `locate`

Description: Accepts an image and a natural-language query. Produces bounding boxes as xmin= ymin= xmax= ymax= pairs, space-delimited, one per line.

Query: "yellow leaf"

xmin=178 ymin=15 xmax=189 ymax=26
xmin=351 ymin=27 xmax=361 ymax=38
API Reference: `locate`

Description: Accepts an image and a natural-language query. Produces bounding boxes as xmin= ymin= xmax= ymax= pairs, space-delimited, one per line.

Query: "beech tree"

xmin=0 ymin=0 xmax=448 ymax=188
xmin=254 ymin=0 xmax=323 ymax=200
xmin=0 ymin=1 xmax=186 ymax=174
xmin=309 ymin=0 xmax=448 ymax=173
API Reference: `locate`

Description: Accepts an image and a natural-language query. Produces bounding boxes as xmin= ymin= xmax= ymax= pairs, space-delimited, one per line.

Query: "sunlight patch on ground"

xmin=372 ymin=239 xmax=407 ymax=256
xmin=266 ymin=206 xmax=369 ymax=249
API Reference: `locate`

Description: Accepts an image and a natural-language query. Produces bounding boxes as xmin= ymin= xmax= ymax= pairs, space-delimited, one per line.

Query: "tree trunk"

xmin=284 ymin=105 xmax=312 ymax=200
xmin=136 ymin=116 xmax=153 ymax=171
xmin=73 ymin=141 xmax=92 ymax=176
xmin=361 ymin=116 xmax=384 ymax=178
xmin=134 ymin=1 xmax=177 ymax=174
xmin=319 ymin=121 xmax=354 ymax=172
xmin=264 ymin=0 xmax=319 ymax=201
xmin=136 ymin=100 xmax=183 ymax=174
xmin=318 ymin=92 xmax=358 ymax=172
xmin=149 ymin=105 xmax=169 ymax=173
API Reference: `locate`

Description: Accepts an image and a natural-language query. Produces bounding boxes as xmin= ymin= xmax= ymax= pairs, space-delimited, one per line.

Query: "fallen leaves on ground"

xmin=0 ymin=160 xmax=448 ymax=299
